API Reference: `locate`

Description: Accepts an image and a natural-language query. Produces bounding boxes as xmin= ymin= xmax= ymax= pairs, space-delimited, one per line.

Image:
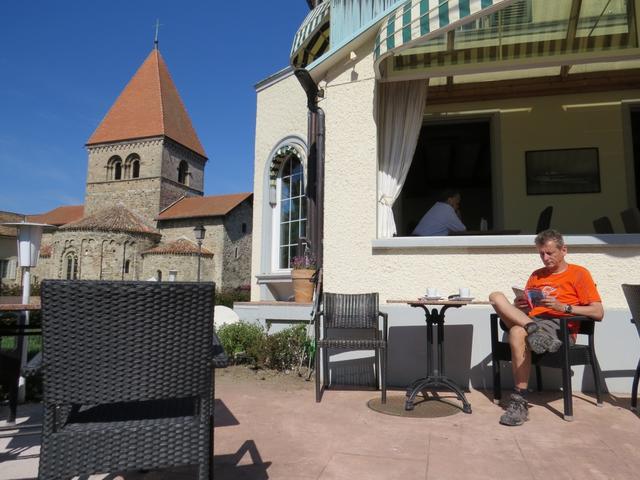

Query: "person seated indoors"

xmin=489 ymin=229 xmax=603 ymax=426
xmin=411 ymin=189 xmax=466 ymax=236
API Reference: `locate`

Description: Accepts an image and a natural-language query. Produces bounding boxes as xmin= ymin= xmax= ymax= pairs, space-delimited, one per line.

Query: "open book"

xmin=512 ymin=286 xmax=547 ymax=309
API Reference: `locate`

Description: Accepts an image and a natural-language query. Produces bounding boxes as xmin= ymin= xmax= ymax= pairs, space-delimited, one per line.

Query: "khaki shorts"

xmin=532 ymin=317 xmax=576 ymax=345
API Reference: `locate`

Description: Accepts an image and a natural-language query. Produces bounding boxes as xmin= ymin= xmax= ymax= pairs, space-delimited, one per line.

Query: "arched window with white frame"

xmin=273 ymin=153 xmax=306 ymax=270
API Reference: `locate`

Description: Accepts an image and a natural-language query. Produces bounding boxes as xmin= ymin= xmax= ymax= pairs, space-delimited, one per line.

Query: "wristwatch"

xmin=564 ymin=304 xmax=573 ymax=314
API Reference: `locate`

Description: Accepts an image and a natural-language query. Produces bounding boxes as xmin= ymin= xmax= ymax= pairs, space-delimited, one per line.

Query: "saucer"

xmin=450 ymin=296 xmax=474 ymax=301
xmin=422 ymin=296 xmax=443 ymax=300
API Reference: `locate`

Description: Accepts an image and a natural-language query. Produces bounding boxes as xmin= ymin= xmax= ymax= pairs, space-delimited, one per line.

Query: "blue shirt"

xmin=412 ymin=202 xmax=466 ymax=236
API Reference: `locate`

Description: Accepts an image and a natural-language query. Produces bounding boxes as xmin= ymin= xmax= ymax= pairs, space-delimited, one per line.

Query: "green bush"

xmin=216 ymin=285 xmax=250 ymax=308
xmin=217 ymin=321 xmax=265 ymax=363
xmin=260 ymin=324 xmax=310 ymax=371
xmin=217 ymin=322 xmax=312 ymax=372
xmin=0 ymin=278 xmax=41 ymax=297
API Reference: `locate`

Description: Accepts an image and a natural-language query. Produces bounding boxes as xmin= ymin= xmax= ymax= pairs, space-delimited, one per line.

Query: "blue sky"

xmin=0 ymin=0 xmax=309 ymax=214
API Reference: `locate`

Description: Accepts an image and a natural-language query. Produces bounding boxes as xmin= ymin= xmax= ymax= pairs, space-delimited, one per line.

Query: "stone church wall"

xmin=141 ymin=253 xmax=213 ymax=282
xmin=156 ymin=218 xmax=225 ymax=287
xmin=222 ymin=200 xmax=252 ymax=288
xmin=37 ymin=230 xmax=158 ymax=280
xmin=85 ymin=138 xmax=205 ymax=224
xmin=162 ymin=139 xmax=206 ymax=193
xmin=85 ymin=178 xmax=164 ymax=223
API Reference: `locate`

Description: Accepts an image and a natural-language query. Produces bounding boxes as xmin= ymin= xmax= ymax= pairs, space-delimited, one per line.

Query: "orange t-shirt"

xmin=525 ymin=264 xmax=601 ymax=334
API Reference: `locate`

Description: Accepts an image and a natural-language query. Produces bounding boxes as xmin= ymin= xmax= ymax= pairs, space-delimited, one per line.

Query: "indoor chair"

xmin=314 ymin=292 xmax=387 ymax=403
xmin=490 ymin=313 xmax=603 ymax=421
xmin=593 ymin=216 xmax=614 ymax=234
xmin=535 ymin=206 xmax=553 ymax=233
xmin=621 ymin=284 xmax=640 ymax=412
xmin=38 ymin=280 xmax=217 ymax=480
xmin=620 ymin=207 xmax=640 ymax=233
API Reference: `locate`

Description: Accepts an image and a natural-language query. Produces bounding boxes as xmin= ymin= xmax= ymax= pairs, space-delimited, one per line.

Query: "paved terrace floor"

xmin=2 ymin=367 xmax=639 ymax=479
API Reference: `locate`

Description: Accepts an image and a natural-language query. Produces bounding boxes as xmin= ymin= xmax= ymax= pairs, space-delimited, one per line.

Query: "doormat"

xmin=367 ymin=395 xmax=461 ymax=418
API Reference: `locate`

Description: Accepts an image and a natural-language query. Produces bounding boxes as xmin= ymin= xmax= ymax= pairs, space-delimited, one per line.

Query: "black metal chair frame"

xmin=314 ymin=292 xmax=388 ymax=403
xmin=490 ymin=313 xmax=603 ymax=421
xmin=0 ymin=313 xmax=42 ymax=438
xmin=632 ymin=317 xmax=640 ymax=412
xmin=621 ymin=283 xmax=640 ymax=412
xmin=38 ymin=280 xmax=218 ymax=480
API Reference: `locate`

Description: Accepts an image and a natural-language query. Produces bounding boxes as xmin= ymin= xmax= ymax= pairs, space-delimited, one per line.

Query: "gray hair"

xmin=535 ymin=229 xmax=565 ymax=248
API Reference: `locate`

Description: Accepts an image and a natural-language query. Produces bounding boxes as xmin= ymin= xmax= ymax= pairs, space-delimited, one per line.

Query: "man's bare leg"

xmin=489 ymin=291 xmax=532 ymax=389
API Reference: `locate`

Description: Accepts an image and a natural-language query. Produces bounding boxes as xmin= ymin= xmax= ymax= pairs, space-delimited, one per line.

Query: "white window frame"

xmin=271 ymin=155 xmax=306 ymax=272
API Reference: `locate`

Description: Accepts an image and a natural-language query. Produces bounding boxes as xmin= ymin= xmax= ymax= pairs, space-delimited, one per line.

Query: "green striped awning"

xmin=374 ymin=0 xmax=515 ymax=76
xmin=291 ymin=1 xmax=331 ymax=68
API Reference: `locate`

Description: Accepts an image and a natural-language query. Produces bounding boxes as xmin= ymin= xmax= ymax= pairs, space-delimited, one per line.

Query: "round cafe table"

xmin=387 ymin=298 xmax=492 ymax=413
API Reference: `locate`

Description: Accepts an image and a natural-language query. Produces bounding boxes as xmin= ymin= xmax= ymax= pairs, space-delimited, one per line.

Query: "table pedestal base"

xmin=404 ymin=375 xmax=472 ymax=413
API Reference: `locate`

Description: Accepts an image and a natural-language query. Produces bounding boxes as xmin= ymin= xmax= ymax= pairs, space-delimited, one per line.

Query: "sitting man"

xmin=489 ymin=229 xmax=603 ymax=426
xmin=412 ymin=189 xmax=466 ymax=236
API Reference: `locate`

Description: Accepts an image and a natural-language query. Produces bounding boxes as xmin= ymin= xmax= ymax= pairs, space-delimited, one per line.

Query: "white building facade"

xmin=244 ymin=0 xmax=640 ymax=394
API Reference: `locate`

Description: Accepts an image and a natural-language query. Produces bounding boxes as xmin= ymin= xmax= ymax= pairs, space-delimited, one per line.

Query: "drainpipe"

xmin=294 ymin=68 xmax=324 ymax=270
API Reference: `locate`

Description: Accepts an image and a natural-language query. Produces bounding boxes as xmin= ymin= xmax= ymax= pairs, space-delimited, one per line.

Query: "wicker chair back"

xmin=323 ymin=292 xmax=379 ymax=329
xmin=41 ymin=280 xmax=214 ymax=404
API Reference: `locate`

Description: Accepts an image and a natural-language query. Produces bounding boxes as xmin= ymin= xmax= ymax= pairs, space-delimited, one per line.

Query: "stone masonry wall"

xmin=37 ymin=230 xmax=158 ymax=280
xmin=85 ymin=137 xmax=205 ymax=224
xmin=222 ymin=199 xmax=252 ymax=288
xmin=156 ymin=218 xmax=224 ymax=287
xmin=141 ymin=253 xmax=214 ymax=282
xmin=162 ymin=138 xmax=206 ymax=193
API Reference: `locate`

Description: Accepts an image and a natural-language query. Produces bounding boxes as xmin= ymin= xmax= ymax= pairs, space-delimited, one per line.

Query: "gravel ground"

xmin=216 ymin=364 xmax=314 ymax=391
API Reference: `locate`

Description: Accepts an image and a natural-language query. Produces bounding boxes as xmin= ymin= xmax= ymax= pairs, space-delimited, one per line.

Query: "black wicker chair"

xmin=621 ymin=284 xmax=640 ymax=412
xmin=314 ymin=292 xmax=387 ymax=403
xmin=38 ymin=280 xmax=219 ymax=479
xmin=490 ymin=313 xmax=603 ymax=421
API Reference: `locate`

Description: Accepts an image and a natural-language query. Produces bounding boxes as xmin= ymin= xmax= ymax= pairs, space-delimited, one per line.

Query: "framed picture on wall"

xmin=525 ymin=148 xmax=601 ymax=195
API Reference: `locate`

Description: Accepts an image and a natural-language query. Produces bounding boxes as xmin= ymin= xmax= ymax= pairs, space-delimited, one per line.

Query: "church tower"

xmin=84 ymin=48 xmax=207 ymax=224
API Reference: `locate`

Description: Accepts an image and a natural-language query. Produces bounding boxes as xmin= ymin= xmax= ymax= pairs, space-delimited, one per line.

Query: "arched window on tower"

xmin=178 ymin=161 xmax=189 ymax=185
xmin=65 ymin=252 xmax=78 ymax=280
xmin=107 ymin=155 xmax=122 ymax=180
xmin=132 ymin=160 xmax=140 ymax=178
xmin=125 ymin=153 xmax=140 ymax=179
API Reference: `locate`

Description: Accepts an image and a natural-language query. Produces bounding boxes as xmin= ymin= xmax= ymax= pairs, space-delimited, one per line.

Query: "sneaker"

xmin=526 ymin=329 xmax=562 ymax=354
xmin=499 ymin=393 xmax=529 ymax=426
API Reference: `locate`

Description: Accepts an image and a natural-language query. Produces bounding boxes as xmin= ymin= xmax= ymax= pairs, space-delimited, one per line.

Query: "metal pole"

xmin=197 ymin=241 xmax=202 ymax=282
xmin=20 ymin=267 xmax=30 ymax=367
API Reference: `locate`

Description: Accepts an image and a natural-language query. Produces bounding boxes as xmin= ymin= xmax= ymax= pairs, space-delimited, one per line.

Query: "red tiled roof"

xmin=142 ymin=237 xmax=213 ymax=256
xmin=86 ymin=49 xmax=206 ymax=158
xmin=39 ymin=244 xmax=52 ymax=258
xmin=60 ymin=204 xmax=160 ymax=236
xmin=27 ymin=205 xmax=84 ymax=226
xmin=157 ymin=192 xmax=252 ymax=220
xmin=0 ymin=211 xmax=25 ymax=237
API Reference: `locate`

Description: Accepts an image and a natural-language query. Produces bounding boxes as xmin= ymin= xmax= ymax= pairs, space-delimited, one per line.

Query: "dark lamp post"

xmin=194 ymin=224 xmax=206 ymax=281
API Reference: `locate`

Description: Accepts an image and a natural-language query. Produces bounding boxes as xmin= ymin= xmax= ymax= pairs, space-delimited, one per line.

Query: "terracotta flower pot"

xmin=291 ymin=269 xmax=316 ymax=303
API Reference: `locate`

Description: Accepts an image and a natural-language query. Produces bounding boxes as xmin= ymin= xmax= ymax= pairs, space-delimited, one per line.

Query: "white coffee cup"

xmin=426 ymin=287 xmax=439 ymax=298
xmin=459 ymin=287 xmax=471 ymax=298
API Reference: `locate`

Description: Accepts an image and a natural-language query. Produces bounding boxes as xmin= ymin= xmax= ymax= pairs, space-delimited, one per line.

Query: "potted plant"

xmin=290 ymin=252 xmax=317 ymax=303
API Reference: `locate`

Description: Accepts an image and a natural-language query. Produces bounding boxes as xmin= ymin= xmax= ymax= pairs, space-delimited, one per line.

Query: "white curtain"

xmin=377 ymin=80 xmax=428 ymax=237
